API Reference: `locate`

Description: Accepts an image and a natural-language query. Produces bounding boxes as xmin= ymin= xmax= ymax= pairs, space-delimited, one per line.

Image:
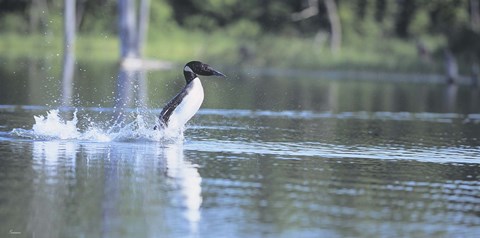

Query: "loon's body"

xmin=157 ymin=61 xmax=225 ymax=130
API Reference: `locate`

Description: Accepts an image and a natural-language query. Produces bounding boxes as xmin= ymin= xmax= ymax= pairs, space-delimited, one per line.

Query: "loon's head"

xmin=183 ymin=61 xmax=226 ymax=83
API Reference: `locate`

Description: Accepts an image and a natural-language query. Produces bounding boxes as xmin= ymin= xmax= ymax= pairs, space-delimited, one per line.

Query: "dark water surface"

xmin=0 ymin=58 xmax=479 ymax=237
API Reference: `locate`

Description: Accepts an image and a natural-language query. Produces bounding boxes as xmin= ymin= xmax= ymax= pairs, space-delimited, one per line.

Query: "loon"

xmin=156 ymin=61 xmax=225 ymax=130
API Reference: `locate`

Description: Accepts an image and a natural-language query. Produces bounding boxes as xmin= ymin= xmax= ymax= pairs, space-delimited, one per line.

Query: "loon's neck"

xmin=183 ymin=66 xmax=197 ymax=84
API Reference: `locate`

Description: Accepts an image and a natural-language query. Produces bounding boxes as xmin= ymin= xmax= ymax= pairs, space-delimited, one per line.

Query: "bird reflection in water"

xmin=163 ymin=142 xmax=202 ymax=235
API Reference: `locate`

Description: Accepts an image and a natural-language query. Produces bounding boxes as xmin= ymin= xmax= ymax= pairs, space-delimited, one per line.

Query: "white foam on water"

xmin=32 ymin=109 xmax=80 ymax=139
xmin=11 ymin=109 xmax=184 ymax=142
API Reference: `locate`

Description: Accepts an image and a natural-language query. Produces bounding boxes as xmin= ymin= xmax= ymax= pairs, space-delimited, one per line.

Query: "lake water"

xmin=0 ymin=57 xmax=479 ymax=237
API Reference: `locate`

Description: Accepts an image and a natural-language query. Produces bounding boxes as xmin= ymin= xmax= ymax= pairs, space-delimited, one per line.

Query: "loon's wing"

xmin=158 ymin=87 xmax=189 ymax=128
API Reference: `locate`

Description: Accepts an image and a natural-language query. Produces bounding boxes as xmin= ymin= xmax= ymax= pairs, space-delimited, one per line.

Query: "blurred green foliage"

xmin=0 ymin=0 xmax=479 ymax=72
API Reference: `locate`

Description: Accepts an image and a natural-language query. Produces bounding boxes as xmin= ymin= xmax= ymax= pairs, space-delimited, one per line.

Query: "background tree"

xmin=118 ymin=0 xmax=150 ymax=60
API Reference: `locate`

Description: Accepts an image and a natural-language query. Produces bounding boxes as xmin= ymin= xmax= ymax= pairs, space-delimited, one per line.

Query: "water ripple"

xmin=0 ymin=105 xmax=478 ymax=123
xmin=187 ymin=140 xmax=480 ymax=164
xmin=199 ymin=109 xmax=479 ymax=123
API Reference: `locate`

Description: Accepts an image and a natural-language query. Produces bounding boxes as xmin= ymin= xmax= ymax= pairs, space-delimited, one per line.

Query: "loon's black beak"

xmin=209 ymin=67 xmax=226 ymax=77
xmin=213 ymin=70 xmax=226 ymax=77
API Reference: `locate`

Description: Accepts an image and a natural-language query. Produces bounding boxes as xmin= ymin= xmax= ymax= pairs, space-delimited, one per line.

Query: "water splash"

xmin=11 ymin=109 xmax=184 ymax=142
xmin=33 ymin=109 xmax=80 ymax=139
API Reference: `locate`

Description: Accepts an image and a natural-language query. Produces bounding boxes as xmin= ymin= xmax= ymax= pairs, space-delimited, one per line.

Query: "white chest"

xmin=169 ymin=78 xmax=204 ymax=128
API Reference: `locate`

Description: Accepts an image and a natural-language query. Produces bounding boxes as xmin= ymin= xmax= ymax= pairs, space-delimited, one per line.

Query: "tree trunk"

xmin=324 ymin=0 xmax=342 ymax=54
xmin=64 ymin=0 xmax=76 ymax=55
xmin=118 ymin=0 xmax=138 ymax=59
xmin=62 ymin=0 xmax=76 ymax=106
xmin=137 ymin=0 xmax=150 ymax=57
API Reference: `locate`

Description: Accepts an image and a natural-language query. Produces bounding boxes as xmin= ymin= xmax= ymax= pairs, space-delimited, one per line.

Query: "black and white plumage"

xmin=156 ymin=61 xmax=225 ymax=130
